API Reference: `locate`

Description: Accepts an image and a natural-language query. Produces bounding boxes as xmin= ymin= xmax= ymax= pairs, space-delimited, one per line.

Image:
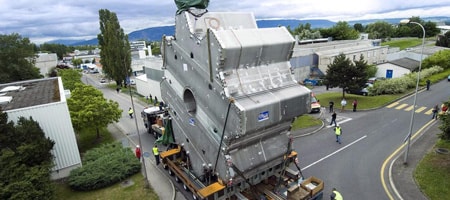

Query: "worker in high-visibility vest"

xmin=128 ymin=107 xmax=134 ymax=119
xmin=330 ymin=188 xmax=343 ymax=200
xmin=334 ymin=126 xmax=342 ymax=144
xmin=153 ymin=145 xmax=160 ymax=165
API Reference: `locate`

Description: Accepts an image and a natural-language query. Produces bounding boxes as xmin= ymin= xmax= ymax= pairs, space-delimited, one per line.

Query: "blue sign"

xmin=189 ymin=118 xmax=195 ymax=126
xmin=258 ymin=111 xmax=269 ymax=122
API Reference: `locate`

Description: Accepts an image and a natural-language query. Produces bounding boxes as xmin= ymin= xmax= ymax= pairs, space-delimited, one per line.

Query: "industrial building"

xmin=0 ymin=77 xmax=82 ymax=180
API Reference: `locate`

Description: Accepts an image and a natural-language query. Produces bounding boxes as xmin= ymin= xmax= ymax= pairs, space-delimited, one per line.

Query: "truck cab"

xmin=311 ymin=93 xmax=321 ymax=113
xmin=141 ymin=107 xmax=166 ymax=138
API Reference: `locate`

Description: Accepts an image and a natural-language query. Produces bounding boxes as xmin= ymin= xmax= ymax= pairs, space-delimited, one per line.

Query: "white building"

xmin=375 ymin=58 xmax=419 ymax=78
xmin=0 ymin=77 xmax=82 ymax=180
xmin=35 ymin=53 xmax=58 ymax=77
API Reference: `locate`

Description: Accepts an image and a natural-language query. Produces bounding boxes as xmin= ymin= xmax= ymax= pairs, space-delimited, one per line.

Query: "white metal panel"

xmin=6 ymin=101 xmax=81 ymax=174
xmin=376 ymin=63 xmax=410 ymax=78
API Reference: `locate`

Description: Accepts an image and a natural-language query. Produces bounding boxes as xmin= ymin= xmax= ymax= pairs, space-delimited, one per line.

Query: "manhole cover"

xmin=121 ymin=179 xmax=135 ymax=187
xmin=435 ymin=148 xmax=449 ymax=154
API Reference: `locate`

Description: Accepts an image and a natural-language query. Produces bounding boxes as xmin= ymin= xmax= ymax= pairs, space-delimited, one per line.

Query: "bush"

xmin=369 ymin=66 xmax=443 ymax=95
xmin=68 ymin=143 xmax=141 ymax=191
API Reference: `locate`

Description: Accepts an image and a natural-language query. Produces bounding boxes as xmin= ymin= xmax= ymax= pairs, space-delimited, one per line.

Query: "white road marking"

xmin=301 ymin=135 xmax=367 ymax=171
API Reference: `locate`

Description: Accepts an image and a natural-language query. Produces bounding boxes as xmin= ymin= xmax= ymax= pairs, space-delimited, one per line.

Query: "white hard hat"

xmin=136 ymin=145 xmax=140 ymax=148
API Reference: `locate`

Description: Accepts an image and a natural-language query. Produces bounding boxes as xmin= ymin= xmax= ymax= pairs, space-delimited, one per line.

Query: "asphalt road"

xmin=298 ymin=80 xmax=450 ymax=199
xmin=83 ymin=73 xmax=449 ymax=200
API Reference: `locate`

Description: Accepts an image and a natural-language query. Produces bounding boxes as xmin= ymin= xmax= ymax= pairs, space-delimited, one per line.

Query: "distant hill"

xmin=53 ymin=16 xmax=450 ymax=46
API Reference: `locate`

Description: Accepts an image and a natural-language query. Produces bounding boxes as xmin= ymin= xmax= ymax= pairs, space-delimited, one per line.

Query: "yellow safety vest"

xmin=128 ymin=109 xmax=133 ymax=114
xmin=153 ymin=147 xmax=159 ymax=155
xmin=333 ymin=190 xmax=343 ymax=200
xmin=335 ymin=127 xmax=341 ymax=136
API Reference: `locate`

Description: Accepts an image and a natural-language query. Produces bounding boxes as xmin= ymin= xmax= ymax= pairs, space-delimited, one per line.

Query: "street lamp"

xmin=124 ymin=50 xmax=150 ymax=187
xmin=400 ymin=19 xmax=426 ymax=164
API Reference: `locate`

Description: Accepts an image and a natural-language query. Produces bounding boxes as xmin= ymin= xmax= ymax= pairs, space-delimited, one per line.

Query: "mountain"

xmin=56 ymin=16 xmax=450 ymax=46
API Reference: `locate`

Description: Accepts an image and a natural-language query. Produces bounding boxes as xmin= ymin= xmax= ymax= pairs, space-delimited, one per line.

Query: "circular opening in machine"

xmin=183 ymin=89 xmax=197 ymax=114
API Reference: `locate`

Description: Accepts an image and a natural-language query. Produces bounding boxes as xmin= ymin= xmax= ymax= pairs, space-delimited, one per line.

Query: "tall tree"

xmin=366 ymin=21 xmax=394 ymax=40
xmin=97 ymin=9 xmax=131 ymax=86
xmin=58 ymin=68 xmax=83 ymax=91
xmin=39 ymin=43 xmax=71 ymax=60
xmin=0 ymin=109 xmax=55 ymax=200
xmin=324 ymin=53 xmax=365 ymax=98
xmin=67 ymin=84 xmax=122 ymax=138
xmin=0 ymin=33 xmax=42 ymax=83
xmin=353 ymin=23 xmax=364 ymax=32
xmin=321 ymin=21 xmax=359 ymax=40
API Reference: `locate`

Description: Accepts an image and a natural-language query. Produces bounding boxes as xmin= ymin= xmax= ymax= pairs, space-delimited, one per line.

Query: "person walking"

xmin=128 ymin=107 xmax=134 ymax=119
xmin=340 ymin=98 xmax=347 ymax=112
xmin=352 ymin=99 xmax=358 ymax=112
xmin=116 ymin=87 xmax=120 ymax=93
xmin=330 ymin=112 xmax=337 ymax=127
xmin=426 ymin=79 xmax=431 ymax=91
xmin=329 ymin=101 xmax=334 ymax=113
xmin=135 ymin=145 xmax=141 ymax=160
xmin=334 ymin=125 xmax=342 ymax=144
xmin=330 ymin=188 xmax=343 ymax=200
xmin=153 ymin=144 xmax=160 ymax=165
xmin=432 ymin=104 xmax=439 ymax=120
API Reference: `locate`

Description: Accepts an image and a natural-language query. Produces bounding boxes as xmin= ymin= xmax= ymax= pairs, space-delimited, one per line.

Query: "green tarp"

xmin=175 ymin=0 xmax=209 ymax=14
xmin=155 ymin=118 xmax=174 ymax=145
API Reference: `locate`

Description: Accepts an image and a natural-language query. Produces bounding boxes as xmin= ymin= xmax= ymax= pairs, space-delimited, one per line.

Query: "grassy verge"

xmin=291 ymin=115 xmax=322 ymax=131
xmin=54 ymin=173 xmax=158 ymax=200
xmin=414 ymin=139 xmax=450 ymax=199
xmin=382 ymin=38 xmax=435 ymax=50
xmin=76 ymin=127 xmax=115 ymax=154
xmin=316 ymin=92 xmax=404 ymax=110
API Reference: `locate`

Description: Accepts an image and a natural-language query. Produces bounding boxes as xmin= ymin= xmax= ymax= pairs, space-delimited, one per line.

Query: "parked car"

xmin=347 ymin=83 xmax=373 ymax=96
xmin=447 ymin=75 xmax=450 ymax=81
xmin=100 ymin=78 xmax=106 ymax=83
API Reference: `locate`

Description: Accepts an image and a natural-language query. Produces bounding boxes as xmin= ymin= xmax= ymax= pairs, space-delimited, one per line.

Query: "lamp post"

xmin=400 ymin=19 xmax=426 ymax=165
xmin=124 ymin=50 xmax=149 ymax=187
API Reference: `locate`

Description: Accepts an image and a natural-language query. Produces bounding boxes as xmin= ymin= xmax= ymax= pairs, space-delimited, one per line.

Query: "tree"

xmin=67 ymin=83 xmax=122 ymax=138
xmin=39 ymin=43 xmax=71 ymax=60
xmin=353 ymin=23 xmax=364 ymax=32
xmin=366 ymin=21 xmax=394 ymax=40
xmin=421 ymin=49 xmax=450 ymax=70
xmin=0 ymin=33 xmax=42 ymax=83
xmin=436 ymin=31 xmax=450 ymax=48
xmin=72 ymin=58 xmax=83 ymax=68
xmin=321 ymin=21 xmax=360 ymax=40
xmin=324 ymin=53 xmax=368 ymax=98
xmin=58 ymin=68 xmax=83 ymax=91
xmin=0 ymin=109 xmax=55 ymax=200
xmin=97 ymin=9 xmax=131 ymax=87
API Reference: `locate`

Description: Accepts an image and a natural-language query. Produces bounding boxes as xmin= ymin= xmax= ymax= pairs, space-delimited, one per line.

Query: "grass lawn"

xmin=76 ymin=127 xmax=115 ymax=154
xmin=291 ymin=115 xmax=322 ymax=131
xmin=382 ymin=38 xmax=435 ymax=50
xmin=54 ymin=173 xmax=159 ymax=200
xmin=316 ymin=92 xmax=405 ymax=110
xmin=414 ymin=139 xmax=450 ymax=200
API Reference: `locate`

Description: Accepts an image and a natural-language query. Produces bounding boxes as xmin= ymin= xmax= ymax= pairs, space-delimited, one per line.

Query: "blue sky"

xmin=1 ymin=0 xmax=449 ymax=44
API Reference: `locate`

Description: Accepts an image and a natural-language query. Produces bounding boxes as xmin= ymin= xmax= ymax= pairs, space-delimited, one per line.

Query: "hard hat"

xmin=136 ymin=145 xmax=140 ymax=148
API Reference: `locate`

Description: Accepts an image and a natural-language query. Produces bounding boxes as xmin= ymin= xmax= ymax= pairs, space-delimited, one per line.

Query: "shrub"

xmin=68 ymin=143 xmax=141 ymax=191
xmin=369 ymin=66 xmax=443 ymax=95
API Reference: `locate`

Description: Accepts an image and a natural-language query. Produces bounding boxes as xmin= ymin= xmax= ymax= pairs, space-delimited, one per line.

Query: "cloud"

xmin=0 ymin=0 xmax=449 ymax=44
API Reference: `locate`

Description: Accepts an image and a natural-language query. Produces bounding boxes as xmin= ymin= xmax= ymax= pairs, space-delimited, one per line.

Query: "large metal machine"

xmin=155 ymin=1 xmax=316 ymax=199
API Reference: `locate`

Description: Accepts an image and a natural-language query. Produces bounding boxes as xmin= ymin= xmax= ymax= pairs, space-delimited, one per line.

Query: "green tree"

xmin=39 ymin=43 xmax=70 ymax=60
xmin=421 ymin=49 xmax=450 ymax=70
xmin=397 ymin=16 xmax=440 ymax=38
xmin=67 ymin=84 xmax=122 ymax=138
xmin=72 ymin=58 xmax=83 ymax=68
xmin=58 ymin=68 xmax=83 ymax=91
xmin=324 ymin=53 xmax=366 ymax=98
xmin=321 ymin=21 xmax=359 ymax=40
xmin=97 ymin=9 xmax=131 ymax=86
xmin=0 ymin=33 xmax=42 ymax=83
xmin=436 ymin=31 xmax=450 ymax=48
xmin=366 ymin=21 xmax=394 ymax=40
xmin=353 ymin=23 xmax=364 ymax=32
xmin=0 ymin=110 xmax=55 ymax=200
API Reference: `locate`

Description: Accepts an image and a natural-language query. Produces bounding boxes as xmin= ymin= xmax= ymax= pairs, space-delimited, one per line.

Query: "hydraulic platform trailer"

xmin=144 ymin=0 xmax=324 ymax=199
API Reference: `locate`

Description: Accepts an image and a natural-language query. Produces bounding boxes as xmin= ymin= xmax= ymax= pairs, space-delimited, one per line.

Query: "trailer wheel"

xmin=175 ymin=175 xmax=181 ymax=183
xmin=183 ymin=183 xmax=189 ymax=191
xmin=168 ymin=169 xmax=174 ymax=176
xmin=192 ymin=194 xmax=198 ymax=200
xmin=163 ymin=163 xmax=168 ymax=170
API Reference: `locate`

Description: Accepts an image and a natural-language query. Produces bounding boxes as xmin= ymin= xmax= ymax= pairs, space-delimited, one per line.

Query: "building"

xmin=35 ymin=53 xmax=58 ymax=77
xmin=0 ymin=77 xmax=82 ymax=180
xmin=375 ymin=58 xmax=419 ymax=78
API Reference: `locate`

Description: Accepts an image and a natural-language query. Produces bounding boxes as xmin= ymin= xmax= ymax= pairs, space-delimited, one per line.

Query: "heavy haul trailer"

xmin=153 ymin=1 xmax=324 ymax=199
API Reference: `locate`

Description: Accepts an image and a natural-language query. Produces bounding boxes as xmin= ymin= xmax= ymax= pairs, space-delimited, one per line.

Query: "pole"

xmin=403 ymin=21 xmax=425 ymax=165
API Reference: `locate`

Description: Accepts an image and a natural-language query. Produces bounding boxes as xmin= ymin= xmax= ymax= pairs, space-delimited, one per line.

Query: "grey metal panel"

xmin=6 ymin=102 xmax=82 ymax=173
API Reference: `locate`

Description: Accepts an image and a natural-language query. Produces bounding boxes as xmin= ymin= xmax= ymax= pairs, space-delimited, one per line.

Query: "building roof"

xmin=387 ymin=57 xmax=420 ymax=71
xmin=0 ymin=77 xmax=60 ymax=111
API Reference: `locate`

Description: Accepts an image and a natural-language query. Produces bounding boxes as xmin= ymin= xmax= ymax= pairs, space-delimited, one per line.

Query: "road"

xmin=84 ymin=73 xmax=449 ymax=200
xmin=298 ymin=80 xmax=449 ymax=199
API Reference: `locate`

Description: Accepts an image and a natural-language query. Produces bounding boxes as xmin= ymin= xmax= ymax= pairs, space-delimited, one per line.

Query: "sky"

xmin=1 ymin=0 xmax=450 ymax=44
